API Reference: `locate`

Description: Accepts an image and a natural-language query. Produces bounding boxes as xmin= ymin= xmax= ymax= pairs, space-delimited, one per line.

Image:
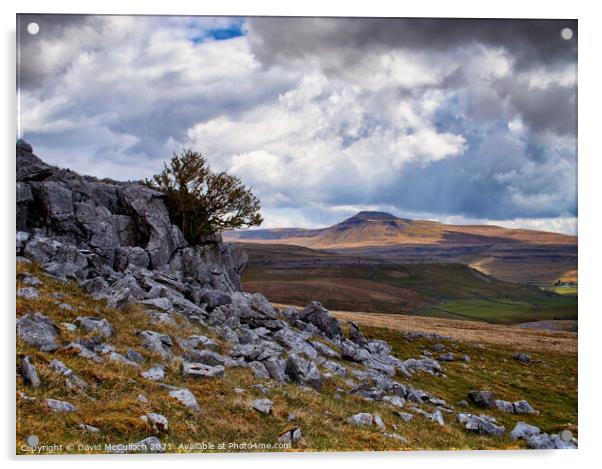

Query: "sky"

xmin=17 ymin=15 xmax=577 ymax=234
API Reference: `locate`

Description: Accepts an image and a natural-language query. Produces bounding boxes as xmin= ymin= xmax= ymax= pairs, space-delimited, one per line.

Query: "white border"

xmin=2 ymin=1 xmax=600 ymax=468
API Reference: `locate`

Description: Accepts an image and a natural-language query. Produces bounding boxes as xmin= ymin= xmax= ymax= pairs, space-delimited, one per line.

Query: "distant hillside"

xmin=225 ymin=212 xmax=577 ymax=284
xmin=224 ymin=211 xmax=576 ymax=249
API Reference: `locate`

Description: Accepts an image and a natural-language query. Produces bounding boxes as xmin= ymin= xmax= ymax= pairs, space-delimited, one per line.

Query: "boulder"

xmin=285 ymin=354 xmax=322 ymax=390
xmin=78 ymin=423 xmax=101 ymax=433
xmin=201 ymin=290 xmax=232 ymax=311
xmin=138 ymin=331 xmax=173 ymax=359
xmin=457 ymin=413 xmax=505 ymax=437
xmin=513 ymin=400 xmax=537 ymax=414
xmin=347 ymin=320 xmax=368 ymax=346
xmin=19 ymin=356 xmax=40 ymax=388
xmin=252 ymin=398 xmax=273 ymax=415
xmin=468 ymin=390 xmax=496 ymax=408
xmin=263 ymin=357 xmax=288 ymax=382
xmin=188 ymin=350 xmax=230 ymax=367
xmin=514 ymin=353 xmax=532 ymax=364
xmin=495 ymin=399 xmax=514 ymax=413
xmin=49 ymin=359 xmax=88 ymax=389
xmin=75 ymin=317 xmax=114 ymax=337
xmin=249 ymin=361 xmax=270 ymax=380
xmin=127 ymin=436 xmax=164 ymax=453
xmin=278 ymin=428 xmax=302 ymax=444
xmin=168 ymin=388 xmax=201 ymax=413
xmin=45 ymin=398 xmax=78 ymax=412
xmin=182 ymin=362 xmax=225 ymax=379
xmin=17 ymin=312 xmax=59 ymax=351
xmin=526 ymin=433 xmax=577 ymax=450
xmin=299 ymin=302 xmax=342 ymax=339
xmin=17 ymin=287 xmax=39 ymax=299
xmin=141 ymin=413 xmax=169 ymax=433
xmin=347 ymin=413 xmax=374 ymax=427
xmin=510 ymin=422 xmax=541 ymax=441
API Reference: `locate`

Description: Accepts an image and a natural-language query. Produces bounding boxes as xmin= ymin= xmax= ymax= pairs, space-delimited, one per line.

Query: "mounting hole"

xmin=27 ymin=22 xmax=40 ymax=35
xmin=561 ymin=27 xmax=573 ymax=40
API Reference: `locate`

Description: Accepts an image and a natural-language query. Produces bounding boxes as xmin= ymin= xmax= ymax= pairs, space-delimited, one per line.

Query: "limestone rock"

xmin=19 ymin=356 xmax=40 ymax=388
xmin=168 ymin=388 xmax=201 ymax=413
xmin=252 ymin=398 xmax=273 ymax=415
xmin=45 ymin=398 xmax=78 ymax=412
xmin=17 ymin=312 xmax=59 ymax=351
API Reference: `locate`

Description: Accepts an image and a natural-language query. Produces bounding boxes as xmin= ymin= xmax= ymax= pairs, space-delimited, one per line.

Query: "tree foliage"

xmin=147 ymin=149 xmax=263 ymax=244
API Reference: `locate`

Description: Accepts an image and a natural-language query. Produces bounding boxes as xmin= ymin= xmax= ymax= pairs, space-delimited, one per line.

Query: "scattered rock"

xmin=249 ymin=361 xmax=270 ymax=380
xmin=495 ymin=399 xmax=515 ymax=413
xmin=141 ymin=364 xmax=165 ymax=381
xmin=347 ymin=413 xmax=374 ymax=427
xmin=383 ymin=395 xmax=406 ymax=408
xmin=79 ymin=423 xmax=101 ymax=433
xmin=278 ymin=428 xmax=302 ymax=444
xmin=121 ymin=436 xmax=165 ymax=453
xmin=19 ymin=356 xmax=40 ymax=388
xmin=49 ymin=359 xmax=88 ymax=389
xmin=395 ymin=411 xmax=414 ymax=422
xmin=45 ymin=398 xmax=78 ymax=412
xmin=138 ymin=331 xmax=173 ymax=359
xmin=514 ymin=353 xmax=532 ymax=364
xmin=19 ymin=273 xmax=42 ymax=286
xmin=252 ymin=398 xmax=273 ymax=415
xmin=126 ymin=349 xmax=145 ymax=364
xmin=299 ymin=301 xmax=342 ymax=339
xmin=468 ymin=390 xmax=496 ymax=408
xmin=108 ymin=351 xmax=139 ymax=367
xmin=141 ymin=413 xmax=169 ymax=433
xmin=526 ymin=432 xmax=577 ymax=449
xmin=285 ymin=354 xmax=322 ymax=390
xmin=513 ymin=400 xmax=537 ymax=414
xmin=75 ymin=317 xmax=114 ymax=337
xmin=383 ymin=433 xmax=408 ymax=443
xmin=457 ymin=413 xmax=505 ymax=437
xmin=17 ymin=287 xmax=39 ymax=299
xmin=17 ymin=312 xmax=59 ymax=351
xmin=182 ymin=362 xmax=225 ymax=379
xmin=168 ymin=388 xmax=201 ymax=413
xmin=510 ymin=422 xmax=541 ymax=441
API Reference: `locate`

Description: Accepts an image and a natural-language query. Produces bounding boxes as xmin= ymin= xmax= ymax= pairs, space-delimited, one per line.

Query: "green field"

xmin=416 ymin=298 xmax=577 ymax=323
xmin=240 ymin=243 xmax=578 ymax=325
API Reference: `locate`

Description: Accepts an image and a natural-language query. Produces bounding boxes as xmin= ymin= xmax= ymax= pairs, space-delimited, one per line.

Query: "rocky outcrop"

xmin=16 ymin=141 xmax=247 ymax=298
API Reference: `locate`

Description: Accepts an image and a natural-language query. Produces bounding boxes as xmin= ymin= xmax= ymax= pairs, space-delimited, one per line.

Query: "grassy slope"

xmin=16 ymin=262 xmax=576 ymax=453
xmin=241 ymin=244 xmax=577 ymax=324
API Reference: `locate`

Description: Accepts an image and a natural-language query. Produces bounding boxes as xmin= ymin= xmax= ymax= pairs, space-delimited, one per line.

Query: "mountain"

xmin=224 ymin=211 xmax=576 ymax=249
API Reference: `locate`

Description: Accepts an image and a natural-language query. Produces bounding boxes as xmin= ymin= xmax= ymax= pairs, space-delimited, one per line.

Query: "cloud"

xmin=17 ymin=15 xmax=577 ymax=233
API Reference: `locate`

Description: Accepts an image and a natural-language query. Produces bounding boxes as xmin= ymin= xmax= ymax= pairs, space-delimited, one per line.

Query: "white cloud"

xmin=18 ymin=16 xmax=576 ymax=232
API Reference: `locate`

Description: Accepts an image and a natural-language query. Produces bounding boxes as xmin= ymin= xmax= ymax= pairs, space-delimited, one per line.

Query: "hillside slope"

xmin=15 ymin=141 xmax=576 ymax=453
xmin=239 ymin=243 xmax=577 ymax=324
xmin=225 ymin=212 xmax=577 ymax=284
xmin=225 ymin=211 xmax=576 ymax=248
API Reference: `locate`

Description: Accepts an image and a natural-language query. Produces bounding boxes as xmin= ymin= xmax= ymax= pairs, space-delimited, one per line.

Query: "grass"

xmin=16 ymin=261 xmax=577 ymax=453
xmin=240 ymin=244 xmax=577 ymax=324
xmin=424 ymin=298 xmax=578 ymax=324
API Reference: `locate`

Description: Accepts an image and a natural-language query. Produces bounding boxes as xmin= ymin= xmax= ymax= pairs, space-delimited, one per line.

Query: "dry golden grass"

xmin=330 ymin=310 xmax=577 ymax=354
xmin=16 ymin=262 xmax=577 ymax=454
xmin=274 ymin=303 xmax=577 ymax=354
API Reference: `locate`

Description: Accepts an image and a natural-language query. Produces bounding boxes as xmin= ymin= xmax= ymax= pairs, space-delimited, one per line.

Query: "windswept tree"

xmin=147 ymin=149 xmax=263 ymax=244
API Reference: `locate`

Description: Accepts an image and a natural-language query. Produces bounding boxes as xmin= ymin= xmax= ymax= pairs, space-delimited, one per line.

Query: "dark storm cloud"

xmin=248 ymin=17 xmax=577 ymax=70
xmin=17 ymin=15 xmax=577 ymax=232
xmin=17 ymin=14 xmax=96 ymax=88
